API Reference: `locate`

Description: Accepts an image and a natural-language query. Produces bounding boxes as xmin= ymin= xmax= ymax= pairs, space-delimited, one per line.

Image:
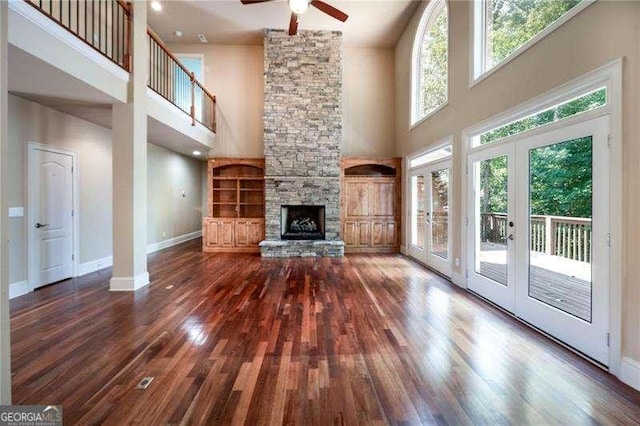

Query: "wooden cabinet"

xmin=204 ymin=218 xmax=234 ymax=248
xmin=203 ymin=159 xmax=265 ymax=253
xmin=235 ymin=220 xmax=264 ymax=247
xmin=344 ymin=221 xmax=371 ymax=247
xmin=341 ymin=158 xmax=401 ymax=253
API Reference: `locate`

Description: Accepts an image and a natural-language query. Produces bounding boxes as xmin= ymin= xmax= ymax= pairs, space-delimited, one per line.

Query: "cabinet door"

xmin=247 ymin=220 xmax=264 ymax=245
xmin=385 ymin=221 xmax=397 ymax=247
xmin=235 ymin=220 xmax=264 ymax=246
xmin=205 ymin=219 xmax=221 ymax=247
xmin=371 ymin=221 xmax=397 ymax=247
xmin=344 ymin=221 xmax=358 ymax=246
xmin=235 ymin=221 xmax=249 ymax=246
xmin=345 ymin=180 xmax=370 ymax=217
xmin=371 ymin=221 xmax=386 ymax=247
xmin=371 ymin=181 xmax=395 ymax=217
xmin=220 ymin=220 xmax=235 ymax=246
xmin=357 ymin=221 xmax=371 ymax=247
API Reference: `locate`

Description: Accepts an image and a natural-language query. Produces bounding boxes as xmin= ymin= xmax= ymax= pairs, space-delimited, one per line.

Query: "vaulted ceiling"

xmin=147 ymin=0 xmax=421 ymax=48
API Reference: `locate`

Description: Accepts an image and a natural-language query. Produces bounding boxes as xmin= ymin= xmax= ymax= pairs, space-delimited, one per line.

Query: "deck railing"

xmin=148 ymin=29 xmax=216 ymax=132
xmin=25 ymin=0 xmax=131 ymax=71
xmin=481 ymin=213 xmax=592 ymax=263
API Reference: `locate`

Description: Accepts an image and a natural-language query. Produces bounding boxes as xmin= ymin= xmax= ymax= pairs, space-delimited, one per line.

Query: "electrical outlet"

xmin=162 ymin=232 xmax=167 ymax=238
xmin=455 ymin=258 xmax=460 ymax=267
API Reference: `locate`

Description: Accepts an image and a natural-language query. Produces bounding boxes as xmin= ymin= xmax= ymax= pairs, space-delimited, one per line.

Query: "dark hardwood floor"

xmin=10 ymin=239 xmax=640 ymax=425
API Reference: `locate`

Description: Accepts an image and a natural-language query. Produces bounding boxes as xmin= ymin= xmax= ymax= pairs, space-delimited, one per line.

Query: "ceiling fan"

xmin=240 ymin=0 xmax=349 ymax=36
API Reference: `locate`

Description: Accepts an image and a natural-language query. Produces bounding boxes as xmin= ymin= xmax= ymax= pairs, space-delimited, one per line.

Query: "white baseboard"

xmin=9 ymin=281 xmax=29 ymax=299
xmin=451 ymin=271 xmax=466 ymax=288
xmin=77 ymin=255 xmax=113 ymax=276
xmin=620 ymin=356 xmax=640 ymax=391
xmin=76 ymin=230 xmax=202 ymax=277
xmin=110 ymin=272 xmax=150 ymax=292
xmin=146 ymin=230 xmax=202 ymax=255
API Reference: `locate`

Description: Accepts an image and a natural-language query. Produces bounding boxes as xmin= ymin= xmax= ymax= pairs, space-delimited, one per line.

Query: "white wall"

xmin=343 ymin=48 xmax=396 ymax=157
xmin=7 ymin=95 xmax=203 ymax=286
xmin=147 ymin=143 xmax=203 ymax=245
xmin=170 ymin=43 xmax=396 ymax=158
xmin=394 ymin=1 xmax=640 ymax=368
xmin=172 ymin=44 xmax=265 ymax=158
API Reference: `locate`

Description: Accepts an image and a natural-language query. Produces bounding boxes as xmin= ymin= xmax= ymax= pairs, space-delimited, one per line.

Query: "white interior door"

xmin=30 ymin=147 xmax=74 ymax=289
xmin=408 ymin=162 xmax=452 ymax=277
xmin=467 ymin=116 xmax=610 ymax=365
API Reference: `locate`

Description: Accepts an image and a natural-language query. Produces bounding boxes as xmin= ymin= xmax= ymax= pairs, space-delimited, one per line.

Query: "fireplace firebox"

xmin=281 ymin=205 xmax=325 ymax=240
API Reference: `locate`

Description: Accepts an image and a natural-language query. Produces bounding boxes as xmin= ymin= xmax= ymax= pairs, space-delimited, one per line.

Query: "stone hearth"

xmin=259 ymin=29 xmax=344 ymax=257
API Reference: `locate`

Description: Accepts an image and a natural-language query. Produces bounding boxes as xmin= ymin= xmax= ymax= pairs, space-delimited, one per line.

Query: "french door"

xmin=468 ymin=116 xmax=610 ymax=365
xmin=409 ymin=161 xmax=451 ymax=277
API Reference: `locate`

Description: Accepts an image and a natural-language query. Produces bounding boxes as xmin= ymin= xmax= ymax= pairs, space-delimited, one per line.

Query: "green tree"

xmin=418 ymin=4 xmax=448 ymax=118
xmin=488 ymin=0 xmax=582 ymax=65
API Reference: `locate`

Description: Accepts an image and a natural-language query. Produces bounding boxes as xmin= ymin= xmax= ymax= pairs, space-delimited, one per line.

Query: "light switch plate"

xmin=8 ymin=207 xmax=24 ymax=218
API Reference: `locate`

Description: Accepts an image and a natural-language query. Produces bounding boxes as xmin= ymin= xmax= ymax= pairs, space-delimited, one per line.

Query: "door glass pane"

xmin=528 ymin=137 xmax=592 ymax=322
xmin=411 ymin=175 xmax=425 ymax=248
xmin=476 ymin=156 xmax=508 ymax=285
xmin=430 ymin=169 xmax=449 ymax=259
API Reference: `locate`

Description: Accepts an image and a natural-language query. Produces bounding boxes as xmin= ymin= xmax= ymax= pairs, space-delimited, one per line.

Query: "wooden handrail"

xmin=147 ymin=28 xmax=192 ymax=77
xmin=147 ymin=28 xmax=216 ymax=132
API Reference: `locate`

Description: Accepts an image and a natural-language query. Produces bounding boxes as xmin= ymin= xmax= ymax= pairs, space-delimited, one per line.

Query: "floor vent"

xmin=136 ymin=377 xmax=154 ymax=390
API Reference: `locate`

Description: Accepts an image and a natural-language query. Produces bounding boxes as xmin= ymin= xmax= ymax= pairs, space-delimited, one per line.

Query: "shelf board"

xmin=212 ymin=202 xmax=237 ymax=205
xmin=213 ymin=188 xmax=238 ymax=191
xmin=240 ymin=203 xmax=264 ymax=206
xmin=239 ymin=189 xmax=264 ymax=192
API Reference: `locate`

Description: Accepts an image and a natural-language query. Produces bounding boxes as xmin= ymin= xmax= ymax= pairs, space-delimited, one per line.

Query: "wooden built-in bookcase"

xmin=341 ymin=158 xmax=402 ymax=253
xmin=203 ymin=159 xmax=265 ymax=253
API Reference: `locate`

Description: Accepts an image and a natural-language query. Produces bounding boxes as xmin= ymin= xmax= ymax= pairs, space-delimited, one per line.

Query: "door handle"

xmin=35 ymin=222 xmax=49 ymax=229
xmin=507 ymin=234 xmax=514 ymax=241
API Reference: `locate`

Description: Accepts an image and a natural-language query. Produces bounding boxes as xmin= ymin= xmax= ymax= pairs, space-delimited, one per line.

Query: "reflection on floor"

xmin=479 ymin=243 xmax=591 ymax=321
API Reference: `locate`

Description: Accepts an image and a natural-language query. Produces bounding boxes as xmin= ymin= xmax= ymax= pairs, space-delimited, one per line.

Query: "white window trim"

xmin=410 ymin=0 xmax=449 ymax=127
xmin=460 ymin=58 xmax=623 ymax=378
xmin=174 ymin=53 xmax=206 ymax=84
xmin=407 ymin=135 xmax=453 ymax=171
xmin=466 ymin=60 xmax=617 ymax=150
xmin=470 ymin=0 xmax=596 ymax=87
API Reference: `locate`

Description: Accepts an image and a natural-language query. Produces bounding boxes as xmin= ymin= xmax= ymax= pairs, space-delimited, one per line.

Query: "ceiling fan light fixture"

xmin=288 ymin=0 xmax=309 ymax=15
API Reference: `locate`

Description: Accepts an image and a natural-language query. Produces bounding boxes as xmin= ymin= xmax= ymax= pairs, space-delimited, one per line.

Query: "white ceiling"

xmin=147 ymin=0 xmax=421 ymax=48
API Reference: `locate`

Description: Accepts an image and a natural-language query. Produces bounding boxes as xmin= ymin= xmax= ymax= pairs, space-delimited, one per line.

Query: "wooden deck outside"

xmin=479 ymin=243 xmax=591 ymax=321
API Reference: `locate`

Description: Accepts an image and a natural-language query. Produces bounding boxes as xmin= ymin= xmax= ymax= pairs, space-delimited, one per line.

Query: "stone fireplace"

xmin=259 ymin=29 xmax=345 ymax=257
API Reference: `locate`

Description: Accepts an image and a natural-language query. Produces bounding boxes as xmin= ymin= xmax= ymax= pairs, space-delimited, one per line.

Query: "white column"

xmin=110 ymin=0 xmax=149 ymax=291
xmin=0 ymin=0 xmax=11 ymax=404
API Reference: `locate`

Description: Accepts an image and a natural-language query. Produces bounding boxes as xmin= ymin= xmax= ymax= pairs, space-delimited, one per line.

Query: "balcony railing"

xmin=148 ymin=29 xmax=216 ymax=133
xmin=481 ymin=213 xmax=592 ymax=263
xmin=25 ymin=0 xmax=131 ymax=71
xmin=23 ymin=1 xmax=217 ymax=133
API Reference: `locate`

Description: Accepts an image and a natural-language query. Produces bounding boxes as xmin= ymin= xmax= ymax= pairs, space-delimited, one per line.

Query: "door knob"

xmin=35 ymin=223 xmax=48 ymax=229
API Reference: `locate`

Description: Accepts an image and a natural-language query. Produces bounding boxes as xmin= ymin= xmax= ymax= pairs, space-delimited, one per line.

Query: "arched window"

xmin=412 ymin=0 xmax=448 ymax=125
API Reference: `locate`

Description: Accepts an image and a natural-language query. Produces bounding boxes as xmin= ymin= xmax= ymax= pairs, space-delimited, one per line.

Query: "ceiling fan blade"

xmin=310 ymin=0 xmax=348 ymax=22
xmin=289 ymin=12 xmax=299 ymax=36
xmin=240 ymin=0 xmax=275 ymax=4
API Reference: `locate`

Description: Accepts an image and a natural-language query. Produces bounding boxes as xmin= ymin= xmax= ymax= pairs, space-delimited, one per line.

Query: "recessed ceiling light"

xmin=150 ymin=1 xmax=162 ymax=12
xmin=174 ymin=30 xmax=183 ymax=38
xmin=193 ymin=150 xmax=201 ymax=156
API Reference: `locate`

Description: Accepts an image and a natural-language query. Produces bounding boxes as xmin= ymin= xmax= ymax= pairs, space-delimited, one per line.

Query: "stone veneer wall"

xmin=261 ymin=29 xmax=344 ymax=256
